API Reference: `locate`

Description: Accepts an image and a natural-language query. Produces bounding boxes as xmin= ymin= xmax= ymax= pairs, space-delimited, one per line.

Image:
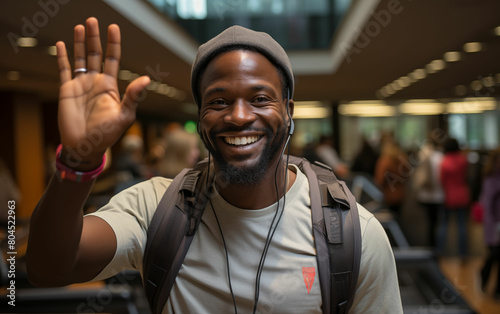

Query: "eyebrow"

xmin=203 ymin=87 xmax=226 ymax=99
xmin=203 ymin=85 xmax=277 ymax=99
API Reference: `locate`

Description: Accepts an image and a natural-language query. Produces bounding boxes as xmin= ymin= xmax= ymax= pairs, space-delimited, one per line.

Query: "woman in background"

xmin=437 ymin=138 xmax=470 ymax=258
xmin=479 ymin=147 xmax=500 ymax=296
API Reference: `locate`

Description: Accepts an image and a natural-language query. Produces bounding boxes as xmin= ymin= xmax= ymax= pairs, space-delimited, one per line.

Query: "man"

xmin=26 ymin=17 xmax=402 ymax=313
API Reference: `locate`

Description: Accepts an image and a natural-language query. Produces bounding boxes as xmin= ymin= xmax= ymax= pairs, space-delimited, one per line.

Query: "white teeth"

xmin=225 ymin=136 xmax=259 ymax=146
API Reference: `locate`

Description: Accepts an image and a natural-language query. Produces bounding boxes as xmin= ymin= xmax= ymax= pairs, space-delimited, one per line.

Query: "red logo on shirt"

xmin=302 ymin=267 xmax=315 ymax=294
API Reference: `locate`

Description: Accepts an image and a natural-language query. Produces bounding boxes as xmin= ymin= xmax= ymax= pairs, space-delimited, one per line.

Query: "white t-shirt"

xmin=89 ymin=166 xmax=402 ymax=313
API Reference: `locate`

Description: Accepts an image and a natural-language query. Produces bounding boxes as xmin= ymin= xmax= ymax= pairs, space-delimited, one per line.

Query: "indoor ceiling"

xmin=1 ymin=0 xmax=500 ymax=120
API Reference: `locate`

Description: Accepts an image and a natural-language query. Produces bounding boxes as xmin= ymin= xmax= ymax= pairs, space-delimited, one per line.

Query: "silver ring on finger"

xmin=74 ymin=68 xmax=87 ymax=75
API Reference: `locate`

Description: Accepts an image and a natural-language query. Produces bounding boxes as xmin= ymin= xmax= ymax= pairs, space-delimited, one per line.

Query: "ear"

xmin=288 ymin=99 xmax=294 ymax=117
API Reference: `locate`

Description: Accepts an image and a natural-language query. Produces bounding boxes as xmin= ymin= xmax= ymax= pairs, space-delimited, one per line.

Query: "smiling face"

xmin=198 ymin=49 xmax=293 ymax=185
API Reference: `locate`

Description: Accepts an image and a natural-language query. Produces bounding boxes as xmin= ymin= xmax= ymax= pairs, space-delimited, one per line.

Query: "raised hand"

xmin=56 ymin=17 xmax=150 ymax=171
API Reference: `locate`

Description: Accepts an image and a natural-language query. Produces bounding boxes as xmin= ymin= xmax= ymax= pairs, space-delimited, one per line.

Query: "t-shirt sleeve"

xmin=86 ymin=177 xmax=171 ymax=281
xmin=349 ymin=204 xmax=403 ymax=313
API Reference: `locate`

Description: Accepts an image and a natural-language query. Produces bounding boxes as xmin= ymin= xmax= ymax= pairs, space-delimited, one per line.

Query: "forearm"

xmin=26 ymin=173 xmax=95 ymax=286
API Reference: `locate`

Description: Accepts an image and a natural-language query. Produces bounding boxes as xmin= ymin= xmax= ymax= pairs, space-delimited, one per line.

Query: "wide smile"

xmin=224 ymin=135 xmax=261 ymax=146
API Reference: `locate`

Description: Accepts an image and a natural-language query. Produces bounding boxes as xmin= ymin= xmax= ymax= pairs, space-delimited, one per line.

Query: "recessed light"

xmin=428 ymin=59 xmax=446 ymax=72
xmin=118 ymin=70 xmax=132 ymax=81
xmin=494 ymin=26 xmax=500 ymax=36
xmin=391 ymin=81 xmax=402 ymax=91
xmin=397 ymin=76 xmax=411 ymax=88
xmin=410 ymin=68 xmax=427 ymax=80
xmin=463 ymin=42 xmax=482 ymax=53
xmin=384 ymin=85 xmax=395 ymax=95
xmin=443 ymin=51 xmax=461 ymax=62
xmin=377 ymin=89 xmax=388 ymax=99
xmin=482 ymin=76 xmax=495 ymax=87
xmin=470 ymin=80 xmax=482 ymax=91
xmin=17 ymin=37 xmax=38 ymax=47
xmin=7 ymin=71 xmax=20 ymax=81
xmin=47 ymin=45 xmax=57 ymax=56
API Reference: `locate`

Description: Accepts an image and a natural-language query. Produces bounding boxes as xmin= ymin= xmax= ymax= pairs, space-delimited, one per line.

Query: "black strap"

xmin=292 ymin=156 xmax=362 ymax=314
xmin=143 ymin=162 xmax=210 ymax=314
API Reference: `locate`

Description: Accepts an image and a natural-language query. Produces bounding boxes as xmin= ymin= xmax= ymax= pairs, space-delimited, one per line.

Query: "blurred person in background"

xmin=315 ymin=135 xmax=350 ymax=179
xmin=159 ymin=128 xmax=201 ymax=178
xmin=375 ymin=133 xmax=408 ymax=220
xmin=351 ymin=136 xmax=379 ymax=178
xmin=413 ymin=135 xmax=445 ymax=248
xmin=479 ymin=147 xmax=500 ymax=296
xmin=437 ymin=138 xmax=470 ymax=258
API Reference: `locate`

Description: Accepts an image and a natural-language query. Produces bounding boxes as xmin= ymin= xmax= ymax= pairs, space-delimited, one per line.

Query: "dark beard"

xmin=204 ymin=125 xmax=288 ymax=186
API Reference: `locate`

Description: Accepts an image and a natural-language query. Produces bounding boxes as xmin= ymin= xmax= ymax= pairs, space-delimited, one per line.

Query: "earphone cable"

xmin=210 ymin=198 xmax=239 ymax=314
xmin=252 ymin=94 xmax=293 ymax=313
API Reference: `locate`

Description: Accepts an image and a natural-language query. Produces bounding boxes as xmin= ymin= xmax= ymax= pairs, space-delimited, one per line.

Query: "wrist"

xmin=58 ymin=145 xmax=105 ymax=171
xmin=55 ymin=144 xmax=106 ymax=182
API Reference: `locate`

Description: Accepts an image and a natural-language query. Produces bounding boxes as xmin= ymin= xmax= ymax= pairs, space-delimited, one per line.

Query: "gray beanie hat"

xmin=191 ymin=25 xmax=294 ymax=108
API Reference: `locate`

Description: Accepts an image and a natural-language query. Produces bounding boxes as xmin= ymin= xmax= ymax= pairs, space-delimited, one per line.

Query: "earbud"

xmin=286 ymin=88 xmax=294 ymax=136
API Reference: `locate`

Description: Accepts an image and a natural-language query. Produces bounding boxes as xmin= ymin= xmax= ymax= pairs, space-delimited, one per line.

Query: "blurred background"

xmin=1 ymin=0 xmax=500 ymax=313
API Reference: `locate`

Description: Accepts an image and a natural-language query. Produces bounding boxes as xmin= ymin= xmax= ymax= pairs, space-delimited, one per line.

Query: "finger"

xmin=85 ymin=17 xmax=103 ymax=73
xmin=73 ymin=24 xmax=86 ymax=74
xmin=121 ymin=76 xmax=150 ymax=117
xmin=56 ymin=41 xmax=72 ymax=83
xmin=103 ymin=24 xmax=121 ymax=78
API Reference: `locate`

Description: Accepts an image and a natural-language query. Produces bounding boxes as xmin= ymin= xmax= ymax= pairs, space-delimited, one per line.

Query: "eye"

xmin=253 ymin=96 xmax=271 ymax=104
xmin=204 ymin=99 xmax=228 ymax=109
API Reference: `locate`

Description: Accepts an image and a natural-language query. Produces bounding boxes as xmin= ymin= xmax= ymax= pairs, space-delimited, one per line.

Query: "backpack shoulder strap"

xmin=290 ymin=156 xmax=362 ymax=314
xmin=143 ymin=159 xmax=211 ymax=314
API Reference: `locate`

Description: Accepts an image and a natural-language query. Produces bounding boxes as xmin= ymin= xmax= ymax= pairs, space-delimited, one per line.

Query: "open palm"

xmin=56 ymin=18 xmax=149 ymax=170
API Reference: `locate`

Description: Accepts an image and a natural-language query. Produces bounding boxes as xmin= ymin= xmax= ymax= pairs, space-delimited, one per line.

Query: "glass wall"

xmin=147 ymin=0 xmax=352 ymax=50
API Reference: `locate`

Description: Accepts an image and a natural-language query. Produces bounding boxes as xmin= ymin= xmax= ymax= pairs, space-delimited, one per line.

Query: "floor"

xmin=397 ymin=189 xmax=500 ymax=314
xmin=439 ymin=256 xmax=500 ymax=314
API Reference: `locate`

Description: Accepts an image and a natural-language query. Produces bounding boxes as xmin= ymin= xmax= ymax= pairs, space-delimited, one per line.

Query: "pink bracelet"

xmin=55 ymin=144 xmax=106 ymax=182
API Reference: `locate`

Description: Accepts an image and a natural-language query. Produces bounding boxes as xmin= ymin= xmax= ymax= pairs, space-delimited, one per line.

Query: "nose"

xmin=223 ymin=99 xmax=256 ymax=126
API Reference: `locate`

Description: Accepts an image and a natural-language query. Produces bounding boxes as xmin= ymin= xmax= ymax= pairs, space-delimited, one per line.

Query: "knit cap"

xmin=190 ymin=25 xmax=294 ymax=108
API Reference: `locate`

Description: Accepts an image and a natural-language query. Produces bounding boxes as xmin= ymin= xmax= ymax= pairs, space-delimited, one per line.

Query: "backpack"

xmin=143 ymin=156 xmax=362 ymax=314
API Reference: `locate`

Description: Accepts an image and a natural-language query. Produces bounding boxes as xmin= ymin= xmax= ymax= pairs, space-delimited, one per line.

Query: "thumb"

xmin=121 ymin=75 xmax=150 ymax=112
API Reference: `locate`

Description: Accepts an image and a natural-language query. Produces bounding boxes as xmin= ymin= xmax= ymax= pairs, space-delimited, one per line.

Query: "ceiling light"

xmin=482 ymin=76 xmax=495 ymax=88
xmin=47 ymin=45 xmax=57 ymax=56
xmin=294 ymin=102 xmax=331 ymax=119
xmin=339 ymin=101 xmax=395 ymax=117
xmin=426 ymin=59 xmax=446 ymax=73
xmin=410 ymin=68 xmax=427 ymax=80
xmin=118 ymin=70 xmax=132 ymax=81
xmin=156 ymin=83 xmax=170 ymax=95
xmin=294 ymin=106 xmax=331 ymax=119
xmin=397 ymin=76 xmax=411 ymax=88
xmin=384 ymin=85 xmax=395 ymax=95
xmin=494 ymin=26 xmax=500 ymax=36
xmin=470 ymin=80 xmax=482 ymax=91
xmin=7 ymin=71 xmax=20 ymax=81
xmin=448 ymin=97 xmax=497 ymax=113
xmin=443 ymin=51 xmax=461 ymax=62
xmin=146 ymin=80 xmax=158 ymax=91
xmin=463 ymin=42 xmax=482 ymax=53
xmin=454 ymin=85 xmax=467 ymax=96
xmin=391 ymin=81 xmax=402 ymax=91
xmin=377 ymin=89 xmax=388 ymax=99
xmin=16 ymin=37 xmax=38 ymax=47
xmin=399 ymin=100 xmax=445 ymax=115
